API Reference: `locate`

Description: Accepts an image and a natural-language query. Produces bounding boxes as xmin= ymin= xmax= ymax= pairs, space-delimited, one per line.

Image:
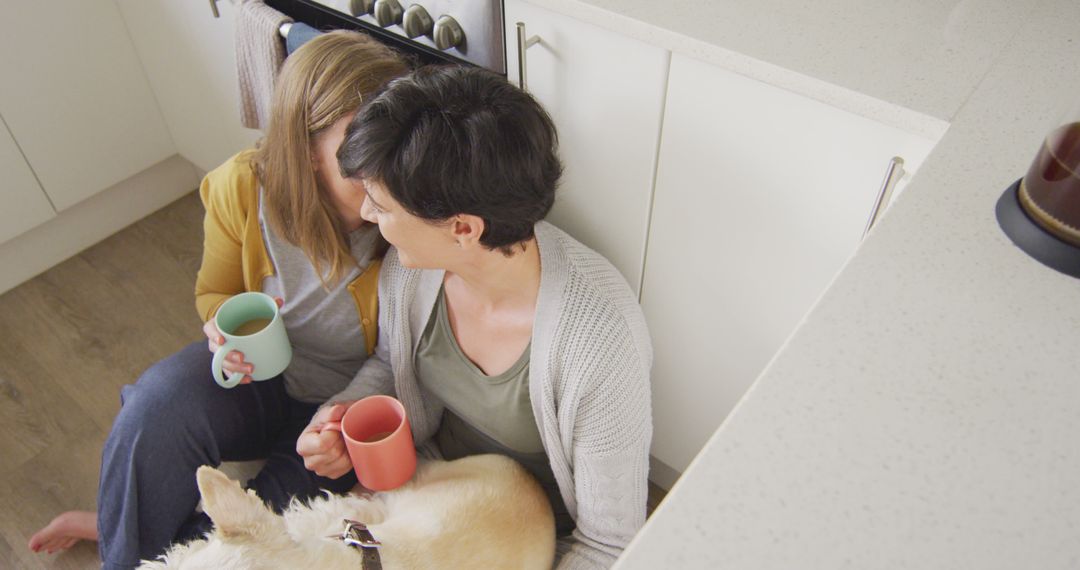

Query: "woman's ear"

xmin=451 ymin=215 xmax=485 ymax=248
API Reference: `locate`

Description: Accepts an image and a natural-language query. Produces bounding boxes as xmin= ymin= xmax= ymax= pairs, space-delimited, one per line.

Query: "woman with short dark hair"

xmin=297 ymin=65 xmax=654 ymax=569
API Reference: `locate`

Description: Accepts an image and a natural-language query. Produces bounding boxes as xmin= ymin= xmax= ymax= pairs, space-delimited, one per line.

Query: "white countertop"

xmin=523 ymin=0 xmax=1080 ymax=567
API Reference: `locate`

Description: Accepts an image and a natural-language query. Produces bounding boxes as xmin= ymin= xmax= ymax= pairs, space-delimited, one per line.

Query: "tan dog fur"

xmin=139 ymin=454 xmax=555 ymax=569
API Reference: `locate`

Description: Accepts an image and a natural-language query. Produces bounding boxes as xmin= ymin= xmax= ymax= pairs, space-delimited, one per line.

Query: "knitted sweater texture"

xmin=331 ymin=222 xmax=654 ymax=569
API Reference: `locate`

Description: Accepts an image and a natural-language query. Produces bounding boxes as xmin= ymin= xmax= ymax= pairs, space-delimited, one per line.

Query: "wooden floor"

xmin=0 ymin=191 xmax=666 ymax=569
xmin=0 ymin=191 xmax=206 ymax=569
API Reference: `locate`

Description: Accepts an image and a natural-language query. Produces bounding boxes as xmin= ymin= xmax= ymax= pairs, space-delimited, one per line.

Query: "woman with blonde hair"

xmin=29 ymin=32 xmax=408 ymax=569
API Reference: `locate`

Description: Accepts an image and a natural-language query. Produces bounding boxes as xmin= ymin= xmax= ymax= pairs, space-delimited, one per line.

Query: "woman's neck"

xmin=444 ymin=238 xmax=541 ymax=309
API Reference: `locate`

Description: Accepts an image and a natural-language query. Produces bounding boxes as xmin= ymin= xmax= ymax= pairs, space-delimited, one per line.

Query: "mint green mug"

xmin=211 ymin=292 xmax=292 ymax=388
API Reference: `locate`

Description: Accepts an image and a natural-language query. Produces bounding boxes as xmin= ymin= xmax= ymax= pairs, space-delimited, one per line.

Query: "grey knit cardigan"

xmin=331 ymin=221 xmax=654 ymax=569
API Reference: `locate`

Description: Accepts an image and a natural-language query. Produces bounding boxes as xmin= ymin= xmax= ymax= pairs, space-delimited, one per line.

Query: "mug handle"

xmin=211 ymin=343 xmax=246 ymax=388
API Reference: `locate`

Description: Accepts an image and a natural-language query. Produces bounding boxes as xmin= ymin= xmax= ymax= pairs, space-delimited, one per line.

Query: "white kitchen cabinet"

xmin=0 ymin=0 xmax=175 ymax=211
xmin=116 ymin=0 xmax=259 ymax=173
xmin=0 ymin=117 xmax=54 ymax=243
xmin=505 ymin=0 xmax=669 ymax=294
xmin=641 ymin=53 xmax=938 ymax=474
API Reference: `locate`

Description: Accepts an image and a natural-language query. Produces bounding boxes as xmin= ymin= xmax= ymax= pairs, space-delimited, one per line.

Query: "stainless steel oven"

xmin=266 ymin=0 xmax=506 ymax=74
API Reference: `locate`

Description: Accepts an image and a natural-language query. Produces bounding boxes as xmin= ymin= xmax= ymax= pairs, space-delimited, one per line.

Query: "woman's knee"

xmin=117 ymin=342 xmax=216 ymax=429
xmin=124 ymin=342 xmax=213 ymax=405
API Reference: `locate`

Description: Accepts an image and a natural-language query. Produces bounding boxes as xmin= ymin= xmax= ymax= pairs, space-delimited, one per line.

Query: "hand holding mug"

xmin=296 ymin=403 xmax=355 ymax=479
xmin=307 ymin=395 xmax=417 ymax=491
xmin=207 ymin=293 xmax=291 ymax=388
xmin=203 ymin=296 xmax=284 ymax=385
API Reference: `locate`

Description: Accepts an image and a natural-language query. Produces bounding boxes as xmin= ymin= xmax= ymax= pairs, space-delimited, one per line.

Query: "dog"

xmin=138 ymin=454 xmax=556 ymax=569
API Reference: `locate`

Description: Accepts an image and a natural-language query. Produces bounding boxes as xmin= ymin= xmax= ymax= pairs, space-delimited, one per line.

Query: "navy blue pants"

xmin=97 ymin=341 xmax=357 ymax=569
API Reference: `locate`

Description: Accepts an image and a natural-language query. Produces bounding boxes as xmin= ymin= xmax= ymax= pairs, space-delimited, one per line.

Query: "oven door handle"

xmin=515 ymin=22 xmax=540 ymax=90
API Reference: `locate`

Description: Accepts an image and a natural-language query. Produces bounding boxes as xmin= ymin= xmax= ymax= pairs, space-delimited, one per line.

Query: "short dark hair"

xmin=337 ymin=65 xmax=562 ymax=253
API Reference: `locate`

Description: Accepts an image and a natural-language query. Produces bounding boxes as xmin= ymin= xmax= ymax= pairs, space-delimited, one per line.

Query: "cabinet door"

xmin=0 ymin=117 xmax=54 ymax=243
xmin=116 ymin=0 xmax=259 ymax=173
xmin=0 ymin=0 xmax=175 ymax=211
xmin=642 ymin=54 xmax=938 ymax=473
xmin=505 ymin=0 xmax=668 ymax=294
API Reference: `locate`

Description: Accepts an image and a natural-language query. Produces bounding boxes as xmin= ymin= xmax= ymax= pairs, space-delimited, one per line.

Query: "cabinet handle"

xmin=209 ymin=0 xmax=220 ymax=18
xmin=515 ymin=22 xmax=540 ymax=90
xmin=863 ymin=156 xmax=905 ymax=238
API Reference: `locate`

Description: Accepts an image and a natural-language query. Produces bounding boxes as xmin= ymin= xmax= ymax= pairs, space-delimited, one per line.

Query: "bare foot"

xmin=28 ymin=511 xmax=98 ymax=554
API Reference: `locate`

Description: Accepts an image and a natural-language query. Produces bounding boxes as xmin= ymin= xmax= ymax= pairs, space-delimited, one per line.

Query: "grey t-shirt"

xmin=415 ymin=286 xmax=573 ymax=535
xmin=259 ymin=191 xmax=378 ymax=403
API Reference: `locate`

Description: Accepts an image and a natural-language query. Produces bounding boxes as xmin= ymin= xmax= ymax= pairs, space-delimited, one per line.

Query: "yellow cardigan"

xmin=194 ymin=150 xmax=380 ymax=356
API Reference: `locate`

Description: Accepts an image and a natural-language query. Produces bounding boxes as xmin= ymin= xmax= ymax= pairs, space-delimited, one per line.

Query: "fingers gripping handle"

xmin=211 ymin=344 xmax=245 ymax=388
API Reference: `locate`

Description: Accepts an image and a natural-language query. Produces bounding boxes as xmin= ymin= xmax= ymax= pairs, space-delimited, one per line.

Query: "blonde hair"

xmin=254 ymin=31 xmax=408 ymax=285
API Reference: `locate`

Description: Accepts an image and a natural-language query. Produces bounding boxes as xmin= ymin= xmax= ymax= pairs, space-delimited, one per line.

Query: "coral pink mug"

xmin=321 ymin=395 xmax=417 ymax=491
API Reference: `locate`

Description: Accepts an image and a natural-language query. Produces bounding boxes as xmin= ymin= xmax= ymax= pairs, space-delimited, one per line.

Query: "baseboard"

xmin=0 ymin=154 xmax=200 ymax=296
xmin=649 ymin=455 xmax=682 ymax=491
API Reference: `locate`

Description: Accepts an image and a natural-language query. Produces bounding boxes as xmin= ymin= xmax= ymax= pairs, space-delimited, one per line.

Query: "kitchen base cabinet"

xmin=505 ymin=0 xmax=669 ymax=294
xmin=0 ymin=155 xmax=199 ymax=296
xmin=116 ymin=0 xmax=259 ymax=173
xmin=0 ymin=0 xmax=176 ymax=212
xmin=0 ymin=118 xmax=54 ymax=244
xmin=642 ymin=53 xmax=939 ymax=474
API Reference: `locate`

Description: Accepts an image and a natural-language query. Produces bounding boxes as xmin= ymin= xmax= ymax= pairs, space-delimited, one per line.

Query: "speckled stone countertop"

xmin=519 ymin=0 xmax=1080 ymax=568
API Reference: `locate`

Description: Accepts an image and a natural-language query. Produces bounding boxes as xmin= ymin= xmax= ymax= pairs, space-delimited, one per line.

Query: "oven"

xmin=266 ymin=0 xmax=506 ymax=74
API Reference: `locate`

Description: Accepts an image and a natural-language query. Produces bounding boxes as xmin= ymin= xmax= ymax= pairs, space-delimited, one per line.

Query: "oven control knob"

xmin=349 ymin=0 xmax=374 ymax=16
xmin=373 ymin=0 xmax=403 ymax=27
xmin=433 ymin=15 xmax=464 ymax=50
xmin=402 ymin=5 xmax=433 ymax=38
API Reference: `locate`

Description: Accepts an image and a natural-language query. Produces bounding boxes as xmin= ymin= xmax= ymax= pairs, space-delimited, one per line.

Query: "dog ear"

xmin=196 ymin=465 xmax=283 ymax=541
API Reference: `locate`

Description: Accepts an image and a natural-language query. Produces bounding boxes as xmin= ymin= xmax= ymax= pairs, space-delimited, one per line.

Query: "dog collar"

xmin=331 ymin=519 xmax=382 ymax=570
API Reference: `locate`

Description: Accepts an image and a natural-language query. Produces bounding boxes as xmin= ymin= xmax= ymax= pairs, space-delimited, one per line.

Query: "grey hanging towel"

xmin=235 ymin=0 xmax=292 ymax=130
